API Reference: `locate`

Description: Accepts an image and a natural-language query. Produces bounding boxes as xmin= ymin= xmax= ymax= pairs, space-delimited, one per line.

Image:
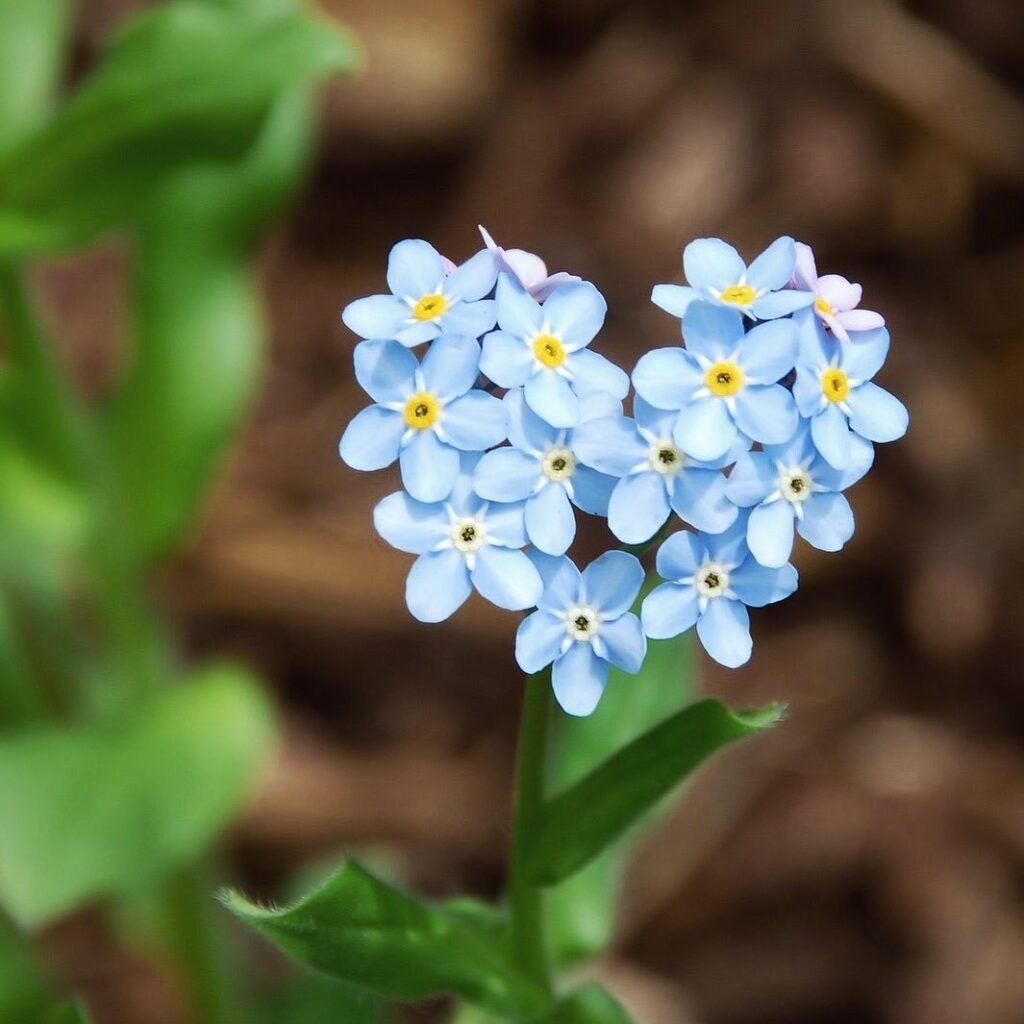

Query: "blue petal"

xmin=608 ymin=472 xmax=670 ymax=544
xmin=841 ymin=327 xmax=889 ymax=382
xmin=763 ymin=420 xmax=816 ymax=467
xmin=526 ymin=483 xmax=576 ymax=556
xmin=525 ymin=371 xmax=580 ymax=429
xmin=446 ymin=249 xmax=498 ymax=301
xmin=597 ymin=614 xmax=646 ymax=673
xmin=696 ymin=599 xmax=751 ymax=668
xmin=725 ymin=452 xmax=776 ymax=507
xmin=542 ymin=282 xmax=607 ymax=348
xmin=406 ymin=549 xmax=472 ymax=622
xmin=569 ymin=465 xmax=617 ymax=516
xmin=353 ymin=340 xmax=417 ymax=403
xmin=530 ymin=552 xmax=582 ymax=613
xmin=633 ymin=395 xmax=678 ymax=438
xmin=655 ymin=530 xmax=705 ymax=581
xmin=703 ymin=515 xmax=752 ymax=565
xmin=682 ymin=302 xmax=745 ymax=362
xmin=485 ymin=500 xmax=530 ymax=548
xmin=669 ymin=468 xmax=738 ymax=534
xmin=794 ymin=306 xmax=831 ymax=365
xmin=481 ymin=330 xmax=533 ymax=387
xmin=571 ymin=415 xmax=646 ymax=477
xmin=683 ymin=238 xmax=746 ymax=290
xmin=750 ymin=289 xmax=815 ymax=320
xmin=447 ymin=451 xmax=486 ymax=510
xmin=473 ymin=448 xmax=540 ymax=502
xmin=569 ymin=349 xmax=629 ymax=399
xmin=339 ymin=405 xmax=403 ymax=470
xmin=472 ymin=546 xmax=543 ymax=610
xmin=506 ymin=386 xmax=557 ymax=451
xmin=395 ymin=319 xmax=441 ymax=347
xmin=495 ymin=274 xmax=543 ymax=337
xmin=579 ymin=390 xmax=623 ymax=422
xmin=516 ymin=610 xmax=567 ymax=673
xmin=641 ymin=582 xmax=699 ymax=639
xmin=746 ymin=499 xmax=795 ymax=568
xmin=341 ymin=294 xmax=409 ymax=340
xmin=846 ymin=382 xmax=908 ymax=443
xmin=420 ymin=334 xmax=481 ymax=399
xmin=811 ymin=403 xmax=853 ymax=469
xmin=400 ymin=430 xmax=459 ymax=502
xmin=632 ymin=348 xmax=702 ymax=410
xmin=442 ymin=299 xmax=497 ymax=340
xmin=730 ymin=558 xmax=798 ymax=607
xmin=744 ymin=236 xmax=796 ymax=292
xmin=552 ymin=643 xmax=609 ymax=716
xmin=732 ymin=385 xmax=798 ymax=446
xmin=651 ymin=284 xmax=699 ymax=318
xmin=797 ymin=492 xmax=854 ymax=552
xmin=373 ymin=491 xmax=448 ymax=553
xmin=673 ymin=398 xmax=737 ymax=462
xmin=442 ymin=391 xmax=507 ymax=450
xmin=793 ymin=362 xmax=825 ymax=417
xmin=737 ymin=319 xmax=798 ymax=384
xmin=386 ymin=239 xmax=445 ymax=297
xmin=813 ymin=432 xmax=874 ymax=491
xmin=581 ymin=550 xmax=645 ymax=616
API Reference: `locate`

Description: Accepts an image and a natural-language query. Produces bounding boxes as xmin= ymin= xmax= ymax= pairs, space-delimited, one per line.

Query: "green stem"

xmin=508 ymin=669 xmax=554 ymax=996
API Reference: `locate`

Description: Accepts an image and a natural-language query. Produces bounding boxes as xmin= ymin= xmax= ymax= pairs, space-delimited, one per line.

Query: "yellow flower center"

xmin=815 ymin=296 xmax=836 ymax=317
xmin=411 ymin=293 xmax=448 ymax=321
xmin=403 ymin=392 xmax=440 ymax=429
xmin=532 ymin=333 xmax=566 ymax=368
xmin=718 ymin=284 xmax=757 ymax=306
xmin=821 ymin=367 xmax=849 ymax=403
xmin=705 ymin=360 xmax=744 ymax=397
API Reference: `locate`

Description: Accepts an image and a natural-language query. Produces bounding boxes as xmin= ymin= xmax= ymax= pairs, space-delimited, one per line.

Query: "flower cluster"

xmin=339 ymin=230 xmax=908 ymax=715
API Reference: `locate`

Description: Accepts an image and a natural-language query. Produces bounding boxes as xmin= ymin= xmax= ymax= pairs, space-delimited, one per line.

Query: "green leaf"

xmin=0 ymin=664 xmax=275 ymax=926
xmin=541 ymin=986 xmax=633 ymax=1024
xmin=526 ymin=699 xmax=785 ymax=886
xmin=222 ymin=861 xmax=551 ymax=1018
xmin=260 ymin=974 xmax=387 ymax=1024
xmin=0 ymin=2 xmax=360 ymax=255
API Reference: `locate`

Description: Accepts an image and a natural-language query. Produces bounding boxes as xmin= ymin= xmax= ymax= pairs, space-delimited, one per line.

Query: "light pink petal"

xmin=817 ymin=274 xmax=861 ymax=310
xmin=478 ymin=224 xmax=500 ymax=251
xmin=821 ymin=312 xmax=850 ymax=343
xmin=836 ymin=308 xmax=885 ymax=332
xmin=504 ymin=248 xmax=549 ymax=289
xmin=531 ymin=271 xmax=583 ymax=301
xmin=792 ymin=241 xmax=818 ymax=290
xmin=441 ymin=255 xmax=459 ymax=275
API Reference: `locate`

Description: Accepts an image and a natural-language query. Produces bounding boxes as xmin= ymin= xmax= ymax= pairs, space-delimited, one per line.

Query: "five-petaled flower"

xmin=791 ymin=241 xmax=885 ymax=343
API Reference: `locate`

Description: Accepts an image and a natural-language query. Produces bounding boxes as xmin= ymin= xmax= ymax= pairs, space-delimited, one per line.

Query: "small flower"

xmin=516 ymin=551 xmax=647 ymax=716
xmin=793 ymin=308 xmax=908 ymax=470
xmin=341 ymin=239 xmax=498 ymax=347
xmin=478 ymin=225 xmax=581 ymax=301
xmin=374 ymin=454 xmax=543 ymax=623
xmin=632 ymin=302 xmax=799 ymax=462
xmin=791 ymin=242 xmax=885 ymax=343
xmin=480 ymin=275 xmax=629 ymax=429
xmin=572 ymin=396 xmax=740 ymax=544
xmin=339 ymin=336 xmax=506 ymax=503
xmin=641 ymin=521 xmax=797 ymax=668
xmin=652 ymin=236 xmax=813 ymax=322
xmin=726 ymin=423 xmax=874 ymax=568
xmin=472 ymin=389 xmax=619 ymax=556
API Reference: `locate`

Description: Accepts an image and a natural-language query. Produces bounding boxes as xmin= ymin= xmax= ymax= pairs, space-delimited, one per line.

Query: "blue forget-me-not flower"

xmin=339 ymin=336 xmax=506 ymax=503
xmin=472 ymin=388 xmax=619 ymax=556
xmin=517 ymin=551 xmax=646 ymax=716
xmin=374 ymin=453 xmax=543 ymax=623
xmin=342 ymin=239 xmax=498 ymax=347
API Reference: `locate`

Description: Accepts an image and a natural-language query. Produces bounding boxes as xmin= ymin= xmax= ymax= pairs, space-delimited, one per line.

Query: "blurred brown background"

xmin=41 ymin=0 xmax=1024 ymax=1021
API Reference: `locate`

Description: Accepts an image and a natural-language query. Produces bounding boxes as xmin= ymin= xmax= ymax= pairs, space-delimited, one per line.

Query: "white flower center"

xmin=779 ymin=466 xmax=813 ymax=504
xmin=450 ymin=517 xmax=487 ymax=553
xmin=542 ymin=447 xmax=576 ymax=483
xmin=694 ymin=562 xmax=729 ymax=598
xmin=648 ymin=439 xmax=685 ymax=476
xmin=565 ymin=605 xmax=599 ymax=641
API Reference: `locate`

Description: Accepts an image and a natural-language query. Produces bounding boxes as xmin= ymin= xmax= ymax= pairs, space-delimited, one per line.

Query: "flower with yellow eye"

xmin=791 ymin=242 xmax=885 ymax=343
xmin=652 ymin=236 xmax=813 ymax=322
xmin=342 ymin=238 xmax=498 ymax=347
xmin=339 ymin=336 xmax=506 ymax=503
xmin=632 ymin=303 xmax=799 ymax=463
xmin=792 ymin=308 xmax=908 ymax=470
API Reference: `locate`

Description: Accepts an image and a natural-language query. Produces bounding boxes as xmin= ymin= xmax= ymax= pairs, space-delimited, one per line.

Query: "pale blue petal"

xmin=641 ymin=582 xmax=699 ymax=639
xmin=811 ymin=403 xmax=853 ymax=469
xmin=442 ymin=299 xmax=497 ymax=340
xmin=406 ymin=549 xmax=472 ymax=622
xmin=725 ymin=452 xmax=776 ymax=506
xmin=633 ymin=396 xmax=677 ymax=438
xmin=552 ymin=643 xmax=609 ymax=717
xmin=525 ymin=371 xmax=580 ymax=429
xmin=732 ymin=385 xmax=798 ymax=445
xmin=516 ymin=610 xmax=567 ymax=673
xmin=651 ymin=283 xmax=699 ymax=318
xmin=797 ymin=492 xmax=855 ymax=552
xmin=744 ymin=236 xmax=796 ymax=292
xmin=505 ymin=386 xmax=557 ymax=451
xmin=669 ymin=468 xmax=738 ymax=534
xmin=420 ymin=334 xmax=481 ymax=399
xmin=632 ymin=348 xmax=703 ymax=410
xmin=608 ymin=472 xmax=670 ymax=544
xmin=730 ymin=559 xmax=798 ymax=607
xmin=446 ymin=249 xmax=498 ymax=301
xmin=400 ymin=430 xmax=459 ymax=502
xmin=737 ymin=319 xmax=798 ymax=383
xmin=813 ymin=432 xmax=874 ymax=491
xmin=746 ymin=500 xmax=795 ymax=568
xmin=495 ymin=274 xmax=543 ymax=338
xmin=763 ymin=421 xmax=816 ymax=467
xmin=472 ymin=546 xmax=543 ymax=611
xmin=581 ymin=550 xmax=645 ymax=616
xmin=530 ymin=552 xmax=582 ymax=613
xmin=447 ymin=451 xmax=486 ymax=511
xmin=480 ymin=330 xmax=533 ymax=387
xmin=703 ymin=515 xmax=752 ymax=565
xmin=570 ymin=466 xmax=616 ymax=516
xmin=442 ymin=391 xmax=507 ymax=450
xmin=353 ymin=340 xmax=416 ymax=403
xmin=526 ymin=483 xmax=576 ymax=555
xmin=841 ymin=327 xmax=890 ymax=381
xmin=794 ymin=363 xmax=825 ymax=417
xmin=655 ymin=530 xmax=704 ymax=580
xmin=373 ymin=491 xmax=448 ymax=553
xmin=673 ymin=398 xmax=737 ymax=461
xmin=386 ymin=239 xmax=445 ymax=298
xmin=339 ymin=405 xmax=403 ymax=470
xmin=846 ymin=382 xmax=909 ymax=442
xmin=794 ymin=306 xmax=831 ymax=365
xmin=684 ymin=238 xmax=745 ymax=290
xmin=750 ymin=289 xmax=815 ymax=319
xmin=473 ymin=448 xmax=540 ymax=502
xmin=569 ymin=349 xmax=629 ymax=399
xmin=571 ymin=415 xmax=646 ymax=477
xmin=395 ymin=320 xmax=441 ymax=347
xmin=697 ymin=598 xmax=752 ymax=668
xmin=341 ymin=294 xmax=409 ymax=340
xmin=542 ymin=282 xmax=607 ymax=348
xmin=598 ymin=614 xmax=646 ymax=673
xmin=485 ymin=500 xmax=530 ymax=548
xmin=578 ymin=390 xmax=623 ymax=422
xmin=682 ymin=302 xmax=745 ymax=362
